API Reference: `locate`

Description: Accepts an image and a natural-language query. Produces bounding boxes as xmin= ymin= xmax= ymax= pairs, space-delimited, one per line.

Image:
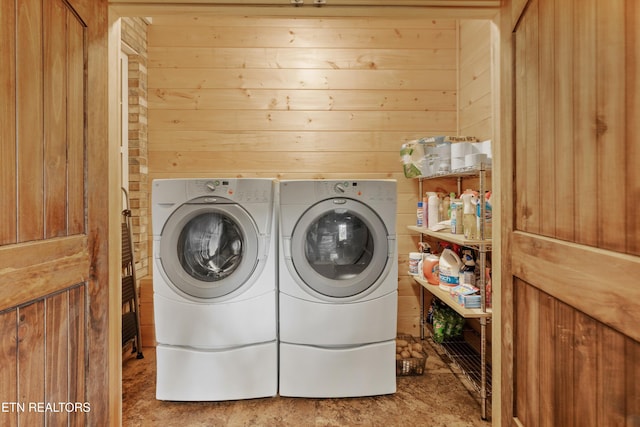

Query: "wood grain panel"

xmin=538 ymin=292 xmax=555 ymax=427
xmin=149 ymin=110 xmax=457 ymax=132
xmin=17 ymin=0 xmax=44 ymax=243
xmin=68 ymin=285 xmax=86 ymax=426
xmin=150 ymin=151 xmax=403 ymax=174
xmin=511 ymin=0 xmax=529 ymax=30
xmin=511 ymin=231 xmax=640 ymax=343
xmin=149 ymin=131 xmax=442 ymax=152
xmin=459 ymin=116 xmax=492 ymax=141
xmin=18 ymin=301 xmax=45 ymax=426
xmin=554 ymin=301 xmax=575 ymax=427
xmin=45 ymin=292 xmax=70 ymax=426
xmin=597 ymin=327 xmax=626 ymax=427
xmin=114 ymin=2 xmax=500 ymax=19
xmin=1 ymin=0 xmax=108 ymax=421
xmin=515 ymin=279 xmax=539 ymax=425
xmin=0 ymin=236 xmax=89 ymax=311
xmin=67 ymin=12 xmax=85 ymax=236
xmin=573 ymin=0 xmax=598 ymax=248
xmin=139 ymin=278 xmax=155 ymax=347
xmin=573 ymin=313 xmax=597 ymax=427
xmin=0 ymin=310 xmax=17 ymax=427
xmin=149 ymin=68 xmax=457 ymax=91
xmin=149 ymin=47 xmax=457 ymax=70
xmin=459 ymin=20 xmax=491 ymax=82
xmin=522 ymin=2 xmax=540 ymax=235
xmin=551 ymin=0 xmax=574 ymax=241
xmin=596 ymin=0 xmax=626 ymax=253
xmin=627 ymin=338 xmax=640 ymax=427
xmin=458 ymin=68 xmax=491 ymax=112
xmin=504 ymin=1 xmax=640 ymax=425
xmin=537 ymin=0 xmax=555 ymax=238
xmin=148 ymin=26 xmax=457 ymax=49
xmin=513 ymin=12 xmax=528 ymax=234
xmin=0 ymin=0 xmax=17 ymax=246
xmin=629 ymin=0 xmax=640 ymax=256
xmin=149 ymin=15 xmax=459 ymax=29
xmin=458 ymin=92 xmax=491 ymax=134
xmin=514 ymin=281 xmax=640 ymax=427
xmin=44 ymin=0 xmax=68 ymax=239
xmin=149 ymin=88 xmax=457 ymax=111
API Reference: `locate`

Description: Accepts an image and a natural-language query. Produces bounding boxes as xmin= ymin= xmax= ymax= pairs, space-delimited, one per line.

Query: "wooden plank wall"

xmin=146 ymin=15 xmax=464 ymax=337
xmin=502 ymin=0 xmax=640 ymax=424
xmin=458 ymin=19 xmax=493 ymax=140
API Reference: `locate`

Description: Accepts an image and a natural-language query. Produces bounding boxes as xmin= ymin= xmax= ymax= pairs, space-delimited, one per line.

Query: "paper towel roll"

xmin=465 ymin=153 xmax=488 ymax=168
xmin=451 ymin=142 xmax=473 ymax=158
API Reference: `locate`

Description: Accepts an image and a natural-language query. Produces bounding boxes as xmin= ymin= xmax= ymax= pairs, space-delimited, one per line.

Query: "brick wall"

xmin=121 ymin=17 xmax=149 ymax=282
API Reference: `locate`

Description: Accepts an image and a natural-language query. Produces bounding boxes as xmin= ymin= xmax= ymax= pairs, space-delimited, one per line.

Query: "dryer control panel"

xmin=186 ymin=179 xmax=271 ymax=203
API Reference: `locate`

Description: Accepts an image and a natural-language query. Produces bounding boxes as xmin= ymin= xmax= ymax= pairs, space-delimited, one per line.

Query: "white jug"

xmin=438 ymin=248 xmax=463 ymax=291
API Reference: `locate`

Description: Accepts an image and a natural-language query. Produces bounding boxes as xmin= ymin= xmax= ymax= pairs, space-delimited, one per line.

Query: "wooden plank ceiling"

xmin=110 ymin=0 xmax=500 ymax=18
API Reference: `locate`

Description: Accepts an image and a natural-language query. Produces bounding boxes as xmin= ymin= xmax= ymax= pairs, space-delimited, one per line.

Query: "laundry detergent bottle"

xmin=422 ymin=251 xmax=440 ymax=285
xmin=438 ymin=248 xmax=462 ymax=291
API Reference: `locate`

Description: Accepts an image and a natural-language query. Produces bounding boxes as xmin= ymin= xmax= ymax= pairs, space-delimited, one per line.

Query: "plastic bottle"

xmin=422 ymin=251 xmax=440 ymax=285
xmin=476 ymin=191 xmax=492 ymax=239
xmin=427 ymin=193 xmax=440 ymax=229
xmin=460 ymin=190 xmax=478 ymax=239
xmin=416 ymin=202 xmax=424 ymax=227
xmin=450 ymin=198 xmax=463 ymax=234
xmin=442 ymin=195 xmax=450 ymax=221
xmin=459 ymin=249 xmax=476 ymax=286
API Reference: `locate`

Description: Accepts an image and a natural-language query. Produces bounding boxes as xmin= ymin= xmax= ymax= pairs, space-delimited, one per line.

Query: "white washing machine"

xmin=278 ymin=179 xmax=398 ymax=397
xmin=152 ymin=178 xmax=277 ymax=401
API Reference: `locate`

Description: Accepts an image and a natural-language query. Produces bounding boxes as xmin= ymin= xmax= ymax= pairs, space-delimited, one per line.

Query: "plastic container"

xmin=422 ymin=253 xmax=440 ymax=285
xmin=408 ymin=252 xmax=421 ymax=275
xmin=476 ymin=191 xmax=492 ymax=239
xmin=450 ymin=199 xmax=463 ymax=234
xmin=459 ymin=250 xmax=476 ymax=286
xmin=438 ymin=248 xmax=462 ymax=291
xmin=427 ymin=193 xmax=440 ymax=229
xmin=416 ymin=202 xmax=424 ymax=227
xmin=460 ymin=190 xmax=478 ymax=239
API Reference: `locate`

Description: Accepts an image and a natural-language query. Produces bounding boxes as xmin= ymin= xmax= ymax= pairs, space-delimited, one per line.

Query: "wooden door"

xmin=0 ymin=0 xmax=112 ymax=425
xmin=500 ymin=0 xmax=640 ymax=425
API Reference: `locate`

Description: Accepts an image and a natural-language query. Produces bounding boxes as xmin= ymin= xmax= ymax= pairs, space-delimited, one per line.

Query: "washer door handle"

xmin=283 ymin=237 xmax=292 ymax=260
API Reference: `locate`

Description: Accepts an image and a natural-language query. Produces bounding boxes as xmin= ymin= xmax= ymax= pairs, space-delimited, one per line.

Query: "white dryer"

xmin=152 ymin=178 xmax=277 ymax=401
xmin=278 ymin=179 xmax=398 ymax=397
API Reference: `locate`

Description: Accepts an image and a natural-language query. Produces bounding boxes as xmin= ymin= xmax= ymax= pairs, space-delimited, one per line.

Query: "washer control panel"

xmin=314 ymin=180 xmax=395 ymax=203
xmin=187 ymin=179 xmax=271 ymax=203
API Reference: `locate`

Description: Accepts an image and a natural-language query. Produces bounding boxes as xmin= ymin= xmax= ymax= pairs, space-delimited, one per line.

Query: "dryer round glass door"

xmin=289 ymin=198 xmax=390 ymax=298
xmin=159 ymin=203 xmax=259 ymax=299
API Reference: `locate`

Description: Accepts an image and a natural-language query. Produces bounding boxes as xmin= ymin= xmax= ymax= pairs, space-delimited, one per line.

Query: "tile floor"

xmin=122 ymin=338 xmax=491 ymax=427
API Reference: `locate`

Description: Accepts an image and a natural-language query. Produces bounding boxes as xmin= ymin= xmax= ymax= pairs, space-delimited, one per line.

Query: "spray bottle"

xmin=460 ymin=189 xmax=478 ymax=239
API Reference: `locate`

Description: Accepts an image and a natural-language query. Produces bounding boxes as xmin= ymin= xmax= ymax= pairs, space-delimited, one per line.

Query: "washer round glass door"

xmin=159 ymin=202 xmax=259 ymax=299
xmin=289 ymin=198 xmax=389 ymax=298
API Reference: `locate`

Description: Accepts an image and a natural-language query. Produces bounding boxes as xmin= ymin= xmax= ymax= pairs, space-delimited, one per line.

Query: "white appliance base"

xmin=154 ymin=290 xmax=277 ymax=347
xmin=279 ymin=340 xmax=396 ymax=398
xmin=279 ymin=291 xmax=397 ymax=345
xmin=156 ymin=342 xmax=277 ymax=401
